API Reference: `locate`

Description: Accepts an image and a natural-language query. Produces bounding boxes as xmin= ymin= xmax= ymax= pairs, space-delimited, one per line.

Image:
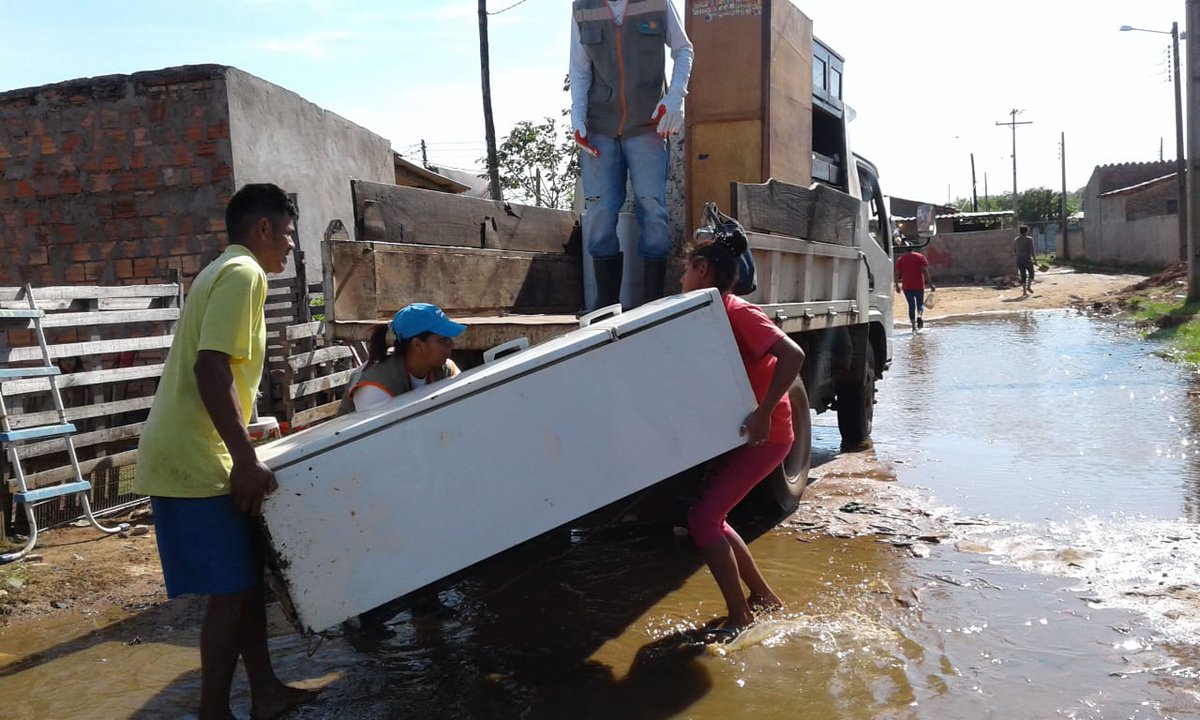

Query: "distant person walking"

xmin=1014 ymin=225 xmax=1036 ymax=296
xmin=894 ymin=246 xmax=935 ymax=331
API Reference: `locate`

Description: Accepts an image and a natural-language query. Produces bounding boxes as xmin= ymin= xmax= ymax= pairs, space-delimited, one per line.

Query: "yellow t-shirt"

xmin=133 ymin=244 xmax=268 ymax=498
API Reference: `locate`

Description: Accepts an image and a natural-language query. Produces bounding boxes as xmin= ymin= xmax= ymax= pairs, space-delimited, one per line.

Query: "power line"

xmin=488 ymin=0 xmax=530 ymax=15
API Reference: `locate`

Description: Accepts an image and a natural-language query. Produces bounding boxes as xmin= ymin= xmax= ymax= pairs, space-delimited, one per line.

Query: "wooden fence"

xmin=0 ymin=284 xmax=180 ymax=533
xmin=0 ymin=273 xmax=360 ymax=534
xmin=264 ymin=249 xmax=359 ymax=431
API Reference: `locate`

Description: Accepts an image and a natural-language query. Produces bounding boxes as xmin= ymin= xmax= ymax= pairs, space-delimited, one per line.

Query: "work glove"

xmin=574 ymin=128 xmax=600 ymax=158
xmin=654 ymin=92 xmax=684 ymax=137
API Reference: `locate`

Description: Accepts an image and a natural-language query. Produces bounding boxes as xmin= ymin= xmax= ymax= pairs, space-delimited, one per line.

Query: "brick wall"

xmin=0 ymin=65 xmax=236 ymax=286
xmin=922 ymin=228 xmax=1016 ymax=282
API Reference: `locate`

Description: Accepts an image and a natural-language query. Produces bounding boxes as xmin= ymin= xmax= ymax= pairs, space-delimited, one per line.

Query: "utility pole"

xmin=1173 ymin=20 xmax=1188 ymax=264
xmin=478 ymin=0 xmax=503 ymax=201
xmin=420 ymin=139 xmax=429 ymax=169
xmin=984 ymin=172 xmax=989 ymax=209
xmin=1060 ymin=132 xmax=1070 ymax=261
xmin=1187 ymin=3 xmax=1200 ymax=300
xmin=970 ymin=153 xmax=979 ymax=211
xmin=996 ymin=108 xmax=1033 ymax=224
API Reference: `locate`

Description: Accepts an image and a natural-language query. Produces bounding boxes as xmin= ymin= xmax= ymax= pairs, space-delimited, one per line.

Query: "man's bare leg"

xmin=199 ymin=592 xmax=250 ymax=720
xmin=724 ymin=526 xmax=782 ymax=611
xmin=240 ymin=582 xmax=316 ymax=720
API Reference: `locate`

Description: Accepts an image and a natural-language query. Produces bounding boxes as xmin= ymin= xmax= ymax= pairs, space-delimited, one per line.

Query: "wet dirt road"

xmin=3 ymin=309 xmax=1200 ymax=719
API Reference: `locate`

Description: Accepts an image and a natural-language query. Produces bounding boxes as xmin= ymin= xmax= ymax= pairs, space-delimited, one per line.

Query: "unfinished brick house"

xmin=0 ymin=64 xmax=395 ymax=287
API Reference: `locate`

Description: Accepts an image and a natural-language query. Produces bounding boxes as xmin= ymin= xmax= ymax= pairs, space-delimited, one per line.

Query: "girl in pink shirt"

xmin=681 ymin=227 xmax=806 ymax=631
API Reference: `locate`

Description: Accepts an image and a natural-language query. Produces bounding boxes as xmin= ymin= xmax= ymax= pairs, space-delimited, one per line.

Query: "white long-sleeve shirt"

xmin=568 ymin=0 xmax=694 ymax=134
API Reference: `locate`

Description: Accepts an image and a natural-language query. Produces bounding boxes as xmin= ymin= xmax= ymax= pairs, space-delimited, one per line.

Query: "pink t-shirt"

xmin=723 ymin=293 xmax=794 ymax=446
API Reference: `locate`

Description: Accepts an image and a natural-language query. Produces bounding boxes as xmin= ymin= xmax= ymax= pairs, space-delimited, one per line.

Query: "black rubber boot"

xmin=592 ymin=253 xmax=624 ymax=311
xmin=642 ymin=259 xmax=667 ymax=305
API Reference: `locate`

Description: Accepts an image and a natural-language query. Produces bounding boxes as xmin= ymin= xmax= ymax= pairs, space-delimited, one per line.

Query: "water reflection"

xmin=879 ymin=311 xmax=1200 ymax=522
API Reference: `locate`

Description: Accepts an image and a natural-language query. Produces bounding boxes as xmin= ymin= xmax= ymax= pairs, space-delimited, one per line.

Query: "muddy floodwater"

xmin=4 ymin=310 xmax=1200 ymax=719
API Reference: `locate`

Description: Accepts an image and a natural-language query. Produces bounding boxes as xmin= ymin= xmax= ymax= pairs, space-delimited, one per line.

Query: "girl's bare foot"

xmin=748 ymin=592 xmax=783 ymax=612
xmin=726 ymin=610 xmax=755 ymax=629
xmin=250 ymin=685 xmax=320 ymax=720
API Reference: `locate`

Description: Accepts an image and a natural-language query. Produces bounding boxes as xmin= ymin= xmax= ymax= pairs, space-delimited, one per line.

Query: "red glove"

xmin=574 ymin=130 xmax=600 ymax=158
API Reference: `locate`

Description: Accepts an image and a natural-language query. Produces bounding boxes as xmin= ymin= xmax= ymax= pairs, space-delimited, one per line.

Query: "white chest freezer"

xmin=258 ymin=288 xmax=757 ymax=634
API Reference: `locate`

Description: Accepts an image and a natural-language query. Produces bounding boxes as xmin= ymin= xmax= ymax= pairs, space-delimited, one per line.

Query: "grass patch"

xmin=1123 ymin=294 xmax=1200 ymax=364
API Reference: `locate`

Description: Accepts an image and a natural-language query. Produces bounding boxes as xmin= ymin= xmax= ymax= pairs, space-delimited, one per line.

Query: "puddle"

xmin=3 ymin=309 xmax=1200 ymax=718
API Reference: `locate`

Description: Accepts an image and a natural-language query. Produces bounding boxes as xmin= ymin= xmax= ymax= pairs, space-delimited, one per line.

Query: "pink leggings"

xmin=688 ymin=441 xmax=791 ymax=546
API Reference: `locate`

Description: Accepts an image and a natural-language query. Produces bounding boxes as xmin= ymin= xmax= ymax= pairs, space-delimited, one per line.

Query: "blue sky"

xmin=0 ymin=0 xmax=1187 ymax=203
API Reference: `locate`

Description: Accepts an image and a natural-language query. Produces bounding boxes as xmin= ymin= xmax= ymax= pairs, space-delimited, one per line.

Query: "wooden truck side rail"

xmin=323 ymin=182 xmax=584 ymax=351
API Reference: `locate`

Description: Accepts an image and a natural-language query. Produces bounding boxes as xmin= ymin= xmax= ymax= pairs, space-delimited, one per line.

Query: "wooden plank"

xmin=285 ymin=321 xmax=327 ymax=342
xmin=289 ymin=400 xmax=342 ymax=429
xmin=0 ymin=299 xmax=71 ymax=310
xmin=97 ymin=297 xmax=155 ymax=311
xmin=29 ymin=308 xmax=180 ymax=329
xmin=286 ymin=345 xmax=354 ymax=372
xmin=3 ymin=334 xmax=174 ymax=364
xmin=17 ymin=449 xmax=139 ymax=491
xmin=0 ymin=285 xmax=179 ymax=302
xmin=734 ymin=180 xmax=814 ymax=238
xmin=8 ymin=396 xmax=155 ymax=429
xmin=808 ymin=184 xmax=860 ymax=246
xmin=289 ymin=368 xmax=356 ymax=400
xmin=351 ymin=180 xmax=579 ymax=254
xmin=15 ymin=422 xmax=145 ymax=460
xmin=1 ymin=363 xmax=165 ymax=396
xmin=329 ymin=241 xmax=582 ymax=324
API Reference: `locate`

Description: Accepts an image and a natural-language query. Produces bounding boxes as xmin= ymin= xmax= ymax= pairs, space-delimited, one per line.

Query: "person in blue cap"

xmin=335 ymin=303 xmax=467 ymax=644
xmin=338 ymin=302 xmax=467 ymax=414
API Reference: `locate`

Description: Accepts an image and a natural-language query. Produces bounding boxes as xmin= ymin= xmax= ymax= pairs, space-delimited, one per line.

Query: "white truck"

xmin=264 ymin=0 xmax=894 ymax=632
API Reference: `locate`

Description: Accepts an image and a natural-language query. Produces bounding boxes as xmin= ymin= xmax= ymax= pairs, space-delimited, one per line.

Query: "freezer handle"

xmin=483 ymin=337 xmax=530 ymax=364
xmin=578 ymin=304 xmax=623 ymax=328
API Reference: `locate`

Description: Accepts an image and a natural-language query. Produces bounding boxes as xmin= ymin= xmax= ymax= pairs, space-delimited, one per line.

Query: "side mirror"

xmin=916 ymin=204 xmax=937 ymax=238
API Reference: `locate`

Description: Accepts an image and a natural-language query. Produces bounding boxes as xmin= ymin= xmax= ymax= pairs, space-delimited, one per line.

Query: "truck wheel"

xmin=762 ymin=378 xmax=813 ymax=514
xmin=836 ymin=342 xmax=875 ymax=450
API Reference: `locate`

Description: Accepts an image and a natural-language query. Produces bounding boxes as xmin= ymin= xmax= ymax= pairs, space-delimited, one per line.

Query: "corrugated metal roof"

xmin=1098 ymin=172 xmax=1177 ymax=198
xmin=893 ymin=210 xmax=1013 ymax=222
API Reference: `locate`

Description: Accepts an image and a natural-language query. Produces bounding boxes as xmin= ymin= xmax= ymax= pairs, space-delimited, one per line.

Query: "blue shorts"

xmin=150 ymin=495 xmax=263 ymax=598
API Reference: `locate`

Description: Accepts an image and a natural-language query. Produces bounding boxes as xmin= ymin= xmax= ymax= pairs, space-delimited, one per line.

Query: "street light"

xmin=1121 ymin=22 xmax=1186 ymax=263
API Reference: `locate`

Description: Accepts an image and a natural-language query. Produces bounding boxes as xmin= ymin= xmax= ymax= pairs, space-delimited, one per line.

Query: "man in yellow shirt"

xmin=134 ymin=183 xmax=313 ymax=720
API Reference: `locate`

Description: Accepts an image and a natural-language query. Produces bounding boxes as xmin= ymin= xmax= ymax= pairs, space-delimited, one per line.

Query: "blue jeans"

xmin=903 ymin=289 xmax=925 ymax=322
xmin=580 ymin=132 xmax=670 ymax=261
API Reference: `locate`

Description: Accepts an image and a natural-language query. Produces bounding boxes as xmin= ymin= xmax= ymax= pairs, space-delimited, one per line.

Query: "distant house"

xmin=1083 ymin=161 xmax=1179 ymax=269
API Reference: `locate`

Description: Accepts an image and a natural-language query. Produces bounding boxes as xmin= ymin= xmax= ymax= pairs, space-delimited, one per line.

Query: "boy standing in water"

xmin=1014 ymin=225 xmax=1036 ymax=296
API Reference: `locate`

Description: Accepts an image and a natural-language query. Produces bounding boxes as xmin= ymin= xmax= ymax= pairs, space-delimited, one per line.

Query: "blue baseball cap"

xmin=390 ymin=303 xmax=466 ymax=340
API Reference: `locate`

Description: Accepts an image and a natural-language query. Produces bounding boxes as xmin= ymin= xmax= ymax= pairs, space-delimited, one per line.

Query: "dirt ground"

xmin=0 ymin=269 xmax=1151 ymax=629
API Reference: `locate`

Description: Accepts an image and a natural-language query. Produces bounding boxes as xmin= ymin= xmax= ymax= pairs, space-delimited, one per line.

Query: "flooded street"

xmin=4 ymin=310 xmax=1200 ymax=718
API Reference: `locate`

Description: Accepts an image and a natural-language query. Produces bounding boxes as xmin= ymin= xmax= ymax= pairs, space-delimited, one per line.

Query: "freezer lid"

xmin=258 ymin=325 xmax=615 ymax=469
xmin=588 ymin=288 xmax=720 ymax=338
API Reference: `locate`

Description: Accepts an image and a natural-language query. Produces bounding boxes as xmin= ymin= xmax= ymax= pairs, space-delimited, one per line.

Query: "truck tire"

xmin=763 ymin=378 xmax=813 ymax=514
xmin=836 ymin=341 xmax=875 ymax=450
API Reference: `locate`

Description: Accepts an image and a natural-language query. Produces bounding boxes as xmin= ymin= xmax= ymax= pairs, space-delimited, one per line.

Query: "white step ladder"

xmin=1 ymin=286 xmax=126 ymax=563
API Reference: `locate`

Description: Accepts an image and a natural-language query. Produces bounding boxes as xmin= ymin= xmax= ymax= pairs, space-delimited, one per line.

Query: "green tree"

xmin=488 ymin=116 xmax=579 ymax=210
xmin=1016 ymin=187 xmax=1081 ymax=222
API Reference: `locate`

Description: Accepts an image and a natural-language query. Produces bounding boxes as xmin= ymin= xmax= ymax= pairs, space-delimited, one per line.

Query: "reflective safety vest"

xmin=573 ymin=0 xmax=668 ymax=138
